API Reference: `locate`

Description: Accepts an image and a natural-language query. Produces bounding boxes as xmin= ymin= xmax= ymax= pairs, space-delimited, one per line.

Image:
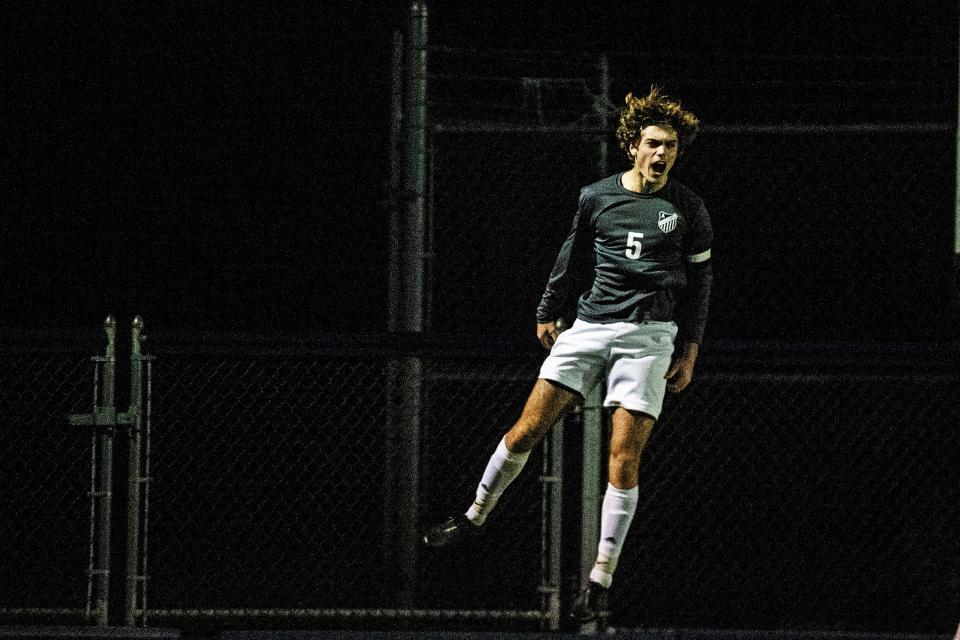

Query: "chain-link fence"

xmin=2 ymin=24 xmax=959 ymax=638
xmin=429 ymin=132 xmax=602 ymax=335
xmin=147 ymin=352 xmax=394 ymax=611
xmin=429 ymin=125 xmax=956 ymax=343
xmin=420 ymin=49 xmax=960 ymax=635
xmin=425 ymin=46 xmax=958 ymax=343
xmin=615 ymin=367 xmax=960 ymax=633
xmin=0 ymin=339 xmax=102 ymax=622
xmin=418 ymin=356 xmax=547 ymax=612
xmin=1 ymin=330 xmax=958 ymax=634
xmin=144 ymin=337 xmax=557 ymax=628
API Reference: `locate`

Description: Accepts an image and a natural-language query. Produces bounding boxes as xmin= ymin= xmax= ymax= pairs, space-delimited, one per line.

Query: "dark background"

xmin=4 ymin=1 xmax=959 ymax=338
xmin=3 ymin=3 xmax=960 ymax=634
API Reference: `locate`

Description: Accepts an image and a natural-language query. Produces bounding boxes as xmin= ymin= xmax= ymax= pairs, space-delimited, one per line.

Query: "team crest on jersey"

xmin=658 ymin=211 xmax=678 ymax=233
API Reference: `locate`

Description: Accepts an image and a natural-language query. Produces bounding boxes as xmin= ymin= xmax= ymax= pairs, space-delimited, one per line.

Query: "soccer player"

xmin=423 ymin=87 xmax=713 ymax=623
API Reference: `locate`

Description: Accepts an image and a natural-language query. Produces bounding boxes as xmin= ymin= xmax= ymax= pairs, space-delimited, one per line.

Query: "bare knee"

xmin=505 ymin=415 xmax=553 ymax=453
xmin=505 ymin=379 xmax=577 ymax=453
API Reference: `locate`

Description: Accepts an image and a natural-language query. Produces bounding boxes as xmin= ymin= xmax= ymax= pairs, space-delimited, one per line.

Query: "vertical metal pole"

xmin=396 ymin=364 xmax=421 ymax=609
xmin=403 ymin=0 xmax=428 ymax=326
xmin=84 ymin=366 xmax=99 ymax=623
xmin=596 ymin=53 xmax=610 ymax=178
xmin=125 ymin=317 xmax=145 ymax=626
xmin=94 ymin=316 xmax=117 ymax=626
xmin=540 ymin=421 xmax=563 ymax=631
xmin=579 ymin=387 xmax=603 ymax=583
xmin=397 ymin=0 xmax=428 ymax=608
xmin=139 ymin=356 xmax=154 ymax=627
xmin=579 ymin=52 xmax=611 ymax=592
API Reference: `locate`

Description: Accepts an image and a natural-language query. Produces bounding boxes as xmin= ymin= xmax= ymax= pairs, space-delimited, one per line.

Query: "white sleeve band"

xmin=685 ymin=248 xmax=712 ymax=263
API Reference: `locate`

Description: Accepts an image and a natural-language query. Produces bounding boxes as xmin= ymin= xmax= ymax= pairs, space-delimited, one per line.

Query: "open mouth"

xmin=651 ymin=161 xmax=667 ymax=173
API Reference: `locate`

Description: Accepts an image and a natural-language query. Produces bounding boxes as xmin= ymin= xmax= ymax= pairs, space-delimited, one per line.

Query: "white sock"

xmin=589 ymin=483 xmax=639 ymax=588
xmin=465 ymin=437 xmax=530 ymax=525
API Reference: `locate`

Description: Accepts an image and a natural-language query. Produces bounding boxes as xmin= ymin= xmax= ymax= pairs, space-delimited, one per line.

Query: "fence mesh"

xmin=2 ymin=34 xmax=958 ymax=636
xmin=426 ymin=44 xmax=957 ymax=343
xmin=147 ymin=348 xmax=548 ymax=614
xmin=429 ymin=128 xmax=956 ymax=343
xmin=1 ymin=337 xmax=958 ymax=634
xmin=418 ymin=355 xmax=546 ymax=611
xmin=430 ymin=133 xmax=601 ymax=335
xmin=614 ymin=370 xmax=960 ymax=633
xmin=148 ymin=355 xmax=392 ymax=609
xmin=0 ymin=353 xmax=94 ymax=612
xmin=423 ymin=46 xmax=959 ymax=633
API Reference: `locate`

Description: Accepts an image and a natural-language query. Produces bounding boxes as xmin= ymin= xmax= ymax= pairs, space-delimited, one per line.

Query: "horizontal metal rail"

xmin=138 ymin=333 xmax=960 ymax=371
xmin=433 ymin=121 xmax=953 ymax=135
xmin=148 ymin=608 xmax=544 ymax=621
xmin=0 ymin=608 xmax=87 ymax=617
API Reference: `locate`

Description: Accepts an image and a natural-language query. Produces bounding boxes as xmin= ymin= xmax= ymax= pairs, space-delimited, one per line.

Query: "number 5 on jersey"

xmin=625 ymin=231 xmax=644 ymax=259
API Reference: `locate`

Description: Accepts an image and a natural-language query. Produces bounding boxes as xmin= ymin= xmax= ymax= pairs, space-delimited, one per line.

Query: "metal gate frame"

xmin=65 ymin=316 xmax=153 ymax=627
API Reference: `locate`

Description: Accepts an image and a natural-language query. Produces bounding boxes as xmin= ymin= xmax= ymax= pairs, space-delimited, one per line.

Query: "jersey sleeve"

xmin=675 ymin=200 xmax=713 ymax=345
xmin=536 ymin=188 xmax=595 ymax=323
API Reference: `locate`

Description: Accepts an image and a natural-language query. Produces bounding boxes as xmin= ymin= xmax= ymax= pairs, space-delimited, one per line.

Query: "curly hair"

xmin=616 ymin=86 xmax=701 ymax=161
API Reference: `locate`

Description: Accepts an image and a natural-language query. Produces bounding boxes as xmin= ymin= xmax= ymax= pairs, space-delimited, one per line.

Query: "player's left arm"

xmin=667 ymin=201 xmax=714 ymax=393
xmin=666 ymin=340 xmax=700 ymax=393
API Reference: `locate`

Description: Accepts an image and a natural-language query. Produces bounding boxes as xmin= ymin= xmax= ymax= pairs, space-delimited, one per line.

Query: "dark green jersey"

xmin=536 ymin=173 xmax=713 ymax=344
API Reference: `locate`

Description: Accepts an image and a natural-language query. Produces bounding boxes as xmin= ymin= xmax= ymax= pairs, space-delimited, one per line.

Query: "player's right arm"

xmin=535 ymin=189 xmax=594 ymax=346
xmin=536 ymin=317 xmax=570 ymax=349
xmin=537 ymin=320 xmax=561 ymax=349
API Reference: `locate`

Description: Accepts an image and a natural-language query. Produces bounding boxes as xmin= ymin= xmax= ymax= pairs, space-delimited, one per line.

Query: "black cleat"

xmin=570 ymin=580 xmax=610 ymax=623
xmin=422 ymin=514 xmax=481 ymax=547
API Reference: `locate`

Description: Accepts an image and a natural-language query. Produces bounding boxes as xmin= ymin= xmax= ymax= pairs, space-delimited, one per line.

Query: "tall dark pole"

xmin=540 ymin=423 xmax=563 ymax=630
xmin=398 ymin=0 xmax=428 ymax=608
xmin=579 ymin=54 xmax=610 ymax=610
xmin=596 ymin=53 xmax=609 ymax=177
xmin=125 ymin=317 xmax=146 ymax=626
xmin=95 ymin=316 xmax=116 ymax=626
xmin=402 ymin=0 xmax=427 ymax=327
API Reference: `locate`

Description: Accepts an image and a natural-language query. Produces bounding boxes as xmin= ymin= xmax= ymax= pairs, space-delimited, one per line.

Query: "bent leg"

xmin=505 ymin=378 xmax=579 ymax=452
xmin=466 ymin=378 xmax=578 ymax=525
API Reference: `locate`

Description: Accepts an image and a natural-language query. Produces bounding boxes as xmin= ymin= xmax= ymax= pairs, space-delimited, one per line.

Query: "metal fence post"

xmin=72 ymin=316 xmax=117 ymax=626
xmin=125 ymin=316 xmax=152 ymax=626
xmin=540 ymin=420 xmax=563 ymax=630
xmin=596 ymin=52 xmax=610 ymax=177
xmin=68 ymin=316 xmax=153 ymax=627
xmin=579 ymin=386 xmax=603 ymax=587
xmin=402 ymin=0 xmax=428 ymax=330
xmin=397 ymin=0 xmax=428 ymax=608
xmin=93 ymin=316 xmax=116 ymax=627
xmin=577 ymin=52 xmax=611 ymax=609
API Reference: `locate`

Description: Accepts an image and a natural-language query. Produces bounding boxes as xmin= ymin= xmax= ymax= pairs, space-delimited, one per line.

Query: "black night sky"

xmin=4 ymin=1 xmax=958 ymax=338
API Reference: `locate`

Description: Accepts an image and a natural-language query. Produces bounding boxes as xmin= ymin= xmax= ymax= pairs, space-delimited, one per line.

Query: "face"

xmin=630 ymin=124 xmax=679 ymax=187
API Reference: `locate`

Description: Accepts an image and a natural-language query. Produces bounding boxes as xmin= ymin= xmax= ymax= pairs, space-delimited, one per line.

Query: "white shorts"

xmin=538 ymin=318 xmax=678 ymax=419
